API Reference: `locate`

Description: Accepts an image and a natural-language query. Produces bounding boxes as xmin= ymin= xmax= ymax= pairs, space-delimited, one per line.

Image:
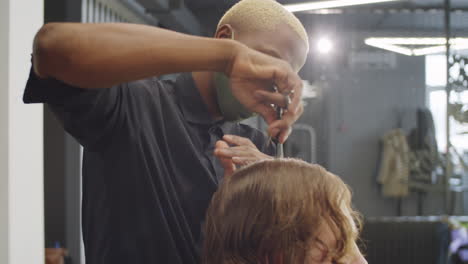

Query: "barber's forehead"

xmin=217 ymin=0 xmax=309 ymax=49
xmin=243 ymin=26 xmax=306 ymax=71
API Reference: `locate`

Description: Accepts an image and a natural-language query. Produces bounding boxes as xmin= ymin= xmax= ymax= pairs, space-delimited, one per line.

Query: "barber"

xmin=23 ymin=1 xmax=308 ymax=263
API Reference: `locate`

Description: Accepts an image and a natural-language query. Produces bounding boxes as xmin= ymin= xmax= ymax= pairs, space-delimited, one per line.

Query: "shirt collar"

xmin=175 ymin=73 xmax=219 ymax=125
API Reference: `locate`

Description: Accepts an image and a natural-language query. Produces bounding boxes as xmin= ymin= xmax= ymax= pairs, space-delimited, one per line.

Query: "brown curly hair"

xmin=202 ymin=159 xmax=361 ymax=264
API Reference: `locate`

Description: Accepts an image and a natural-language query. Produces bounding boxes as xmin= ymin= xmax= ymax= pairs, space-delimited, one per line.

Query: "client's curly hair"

xmin=203 ymin=159 xmax=361 ymax=264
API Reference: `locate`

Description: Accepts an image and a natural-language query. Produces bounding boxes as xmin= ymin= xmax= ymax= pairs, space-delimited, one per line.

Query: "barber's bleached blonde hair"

xmin=217 ymin=0 xmax=309 ymax=51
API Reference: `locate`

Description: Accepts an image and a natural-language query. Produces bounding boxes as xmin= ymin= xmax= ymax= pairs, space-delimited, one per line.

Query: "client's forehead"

xmin=308 ymin=205 xmax=358 ymax=259
xmin=318 ymin=222 xmax=338 ymax=249
xmin=305 ymin=222 xmax=337 ymax=263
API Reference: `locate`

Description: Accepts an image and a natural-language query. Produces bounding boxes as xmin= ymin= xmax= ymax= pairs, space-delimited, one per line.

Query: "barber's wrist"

xmin=211 ymin=39 xmax=242 ymax=75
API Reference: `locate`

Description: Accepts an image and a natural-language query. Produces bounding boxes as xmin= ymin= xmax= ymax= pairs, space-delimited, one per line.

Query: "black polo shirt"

xmin=23 ymin=67 xmax=275 ymax=264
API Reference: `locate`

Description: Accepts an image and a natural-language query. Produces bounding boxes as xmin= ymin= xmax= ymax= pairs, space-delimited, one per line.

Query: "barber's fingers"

xmin=269 ymin=65 xmax=303 ymax=114
xmin=278 ymin=127 xmax=292 ymax=144
xmin=215 ymin=140 xmax=228 ymax=148
xmin=254 ymin=84 xmax=303 ymax=142
xmin=222 ymin=135 xmax=256 ymax=148
xmin=267 ymin=103 xmax=304 ymax=143
xmin=254 ymin=90 xmax=292 ymax=109
xmin=267 ymin=123 xmax=292 ymax=143
xmin=254 ymin=104 xmax=277 ymax=126
xmin=231 ymin=156 xmax=270 ymax=166
xmin=214 ymin=140 xmax=232 ymax=158
xmin=214 ymin=146 xmax=254 ymax=158
xmin=267 ymin=115 xmax=296 ymax=141
xmin=215 ymin=145 xmax=273 ymax=163
xmin=214 ymin=140 xmax=236 ymax=177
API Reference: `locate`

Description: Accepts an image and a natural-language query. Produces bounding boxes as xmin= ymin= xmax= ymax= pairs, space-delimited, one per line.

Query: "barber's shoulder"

xmin=123 ymin=76 xmax=179 ymax=107
xmin=126 ymin=76 xmax=169 ymax=91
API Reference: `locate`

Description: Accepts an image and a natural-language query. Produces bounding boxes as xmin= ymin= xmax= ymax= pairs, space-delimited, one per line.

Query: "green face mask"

xmin=213 ymin=31 xmax=255 ymax=122
xmin=214 ymin=72 xmax=255 ymax=122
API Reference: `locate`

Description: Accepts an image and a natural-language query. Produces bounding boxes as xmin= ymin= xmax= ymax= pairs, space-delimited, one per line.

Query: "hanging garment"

xmin=378 ymin=128 xmax=410 ymax=197
xmin=407 ymin=108 xmax=440 ymax=183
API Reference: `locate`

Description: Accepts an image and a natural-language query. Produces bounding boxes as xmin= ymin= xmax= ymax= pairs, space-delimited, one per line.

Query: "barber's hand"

xmin=214 ymin=135 xmax=273 ymax=177
xmin=226 ymin=43 xmax=304 ymax=143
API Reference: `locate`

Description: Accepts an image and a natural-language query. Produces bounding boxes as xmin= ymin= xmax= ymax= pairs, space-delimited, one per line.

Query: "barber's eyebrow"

xmin=256 ymin=46 xmax=300 ymax=72
xmin=256 ymin=47 xmax=282 ymax=60
xmin=257 ymin=47 xmax=301 ymax=72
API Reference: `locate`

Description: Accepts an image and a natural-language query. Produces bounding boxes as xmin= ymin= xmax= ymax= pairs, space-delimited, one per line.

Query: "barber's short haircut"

xmin=217 ymin=0 xmax=309 ymax=51
xmin=203 ymin=159 xmax=361 ymax=264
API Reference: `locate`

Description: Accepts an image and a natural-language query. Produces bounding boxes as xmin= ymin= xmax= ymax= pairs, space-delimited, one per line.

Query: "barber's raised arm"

xmin=32 ymin=23 xmax=303 ymax=142
xmin=33 ymin=23 xmax=237 ymax=89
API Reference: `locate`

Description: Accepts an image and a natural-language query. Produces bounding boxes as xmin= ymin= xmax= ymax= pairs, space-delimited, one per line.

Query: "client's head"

xmin=203 ymin=159 xmax=366 ymax=264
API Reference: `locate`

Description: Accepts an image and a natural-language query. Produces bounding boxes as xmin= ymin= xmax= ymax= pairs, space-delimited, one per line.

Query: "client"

xmin=203 ymin=159 xmax=367 ymax=264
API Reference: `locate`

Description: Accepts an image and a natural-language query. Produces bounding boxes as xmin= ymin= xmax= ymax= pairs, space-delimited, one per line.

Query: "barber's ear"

xmin=215 ymin=24 xmax=234 ymax=39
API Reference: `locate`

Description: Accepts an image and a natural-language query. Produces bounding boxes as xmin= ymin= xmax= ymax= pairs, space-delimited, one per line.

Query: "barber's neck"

xmin=192 ymin=72 xmax=223 ymax=121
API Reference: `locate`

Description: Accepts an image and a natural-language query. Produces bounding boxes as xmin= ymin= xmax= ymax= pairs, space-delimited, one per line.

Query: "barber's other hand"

xmin=225 ymin=43 xmax=304 ymax=143
xmin=214 ymin=135 xmax=273 ymax=177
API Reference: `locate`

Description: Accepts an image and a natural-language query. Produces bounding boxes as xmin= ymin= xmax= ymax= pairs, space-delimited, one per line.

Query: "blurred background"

xmin=1 ymin=0 xmax=468 ymax=263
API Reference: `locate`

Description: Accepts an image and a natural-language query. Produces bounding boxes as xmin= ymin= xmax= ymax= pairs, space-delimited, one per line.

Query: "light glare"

xmin=365 ymin=38 xmax=468 ymax=56
xmin=317 ymin=38 xmax=333 ymax=54
xmin=284 ymin=0 xmax=403 ymax=13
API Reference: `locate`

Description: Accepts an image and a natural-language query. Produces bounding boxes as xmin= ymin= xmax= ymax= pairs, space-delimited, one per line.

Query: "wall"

xmin=43 ymin=107 xmax=68 ymax=247
xmin=0 ymin=0 xmax=9 ymax=261
xmin=190 ymin=8 xmax=446 ymax=216
xmin=43 ymin=1 xmax=83 ymax=263
xmin=302 ymin=42 xmax=447 ymax=216
xmin=0 ymin=0 xmax=45 ymax=263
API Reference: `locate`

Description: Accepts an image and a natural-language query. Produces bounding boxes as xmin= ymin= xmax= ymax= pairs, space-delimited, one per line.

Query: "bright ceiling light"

xmin=412 ymin=46 xmax=447 ymax=56
xmin=284 ymin=0 xmax=403 ymax=13
xmin=366 ymin=38 xmax=468 ymax=46
xmin=365 ymin=37 xmax=468 ymax=56
xmin=364 ymin=39 xmax=413 ymax=56
xmin=317 ymin=38 xmax=333 ymax=54
xmin=412 ymin=45 xmax=468 ymax=56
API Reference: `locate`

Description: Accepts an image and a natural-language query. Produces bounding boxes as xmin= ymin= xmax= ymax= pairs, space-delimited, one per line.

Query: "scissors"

xmin=274 ymin=90 xmax=291 ymax=158
xmin=275 ymin=106 xmax=284 ymax=158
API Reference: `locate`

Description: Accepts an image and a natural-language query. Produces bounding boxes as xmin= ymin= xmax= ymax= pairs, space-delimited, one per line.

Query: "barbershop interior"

xmin=2 ymin=0 xmax=468 ymax=263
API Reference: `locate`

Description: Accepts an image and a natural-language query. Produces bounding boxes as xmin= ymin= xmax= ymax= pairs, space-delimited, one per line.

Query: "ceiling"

xmin=184 ymin=0 xmax=468 ymax=35
xmin=185 ymin=0 xmax=468 ymax=11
